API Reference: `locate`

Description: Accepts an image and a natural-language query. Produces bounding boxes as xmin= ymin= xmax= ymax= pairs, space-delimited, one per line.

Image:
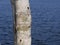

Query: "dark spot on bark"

xmin=28 ymin=26 xmax=31 ymax=28
xmin=20 ymin=39 xmax=22 ymax=42
xmin=27 ymin=7 xmax=29 ymax=9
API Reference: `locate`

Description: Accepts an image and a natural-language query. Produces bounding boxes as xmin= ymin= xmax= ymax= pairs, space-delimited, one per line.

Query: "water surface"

xmin=0 ymin=0 xmax=60 ymax=45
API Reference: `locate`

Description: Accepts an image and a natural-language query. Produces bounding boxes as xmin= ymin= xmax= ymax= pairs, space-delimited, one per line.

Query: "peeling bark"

xmin=11 ymin=0 xmax=31 ymax=45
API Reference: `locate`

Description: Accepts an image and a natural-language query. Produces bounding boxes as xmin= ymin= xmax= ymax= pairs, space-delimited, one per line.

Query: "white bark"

xmin=15 ymin=0 xmax=31 ymax=45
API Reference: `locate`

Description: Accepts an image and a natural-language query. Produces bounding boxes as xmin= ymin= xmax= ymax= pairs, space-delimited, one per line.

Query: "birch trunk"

xmin=11 ymin=0 xmax=31 ymax=45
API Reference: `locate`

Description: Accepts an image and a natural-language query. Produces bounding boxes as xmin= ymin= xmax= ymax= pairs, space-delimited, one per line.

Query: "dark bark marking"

xmin=27 ymin=7 xmax=29 ymax=9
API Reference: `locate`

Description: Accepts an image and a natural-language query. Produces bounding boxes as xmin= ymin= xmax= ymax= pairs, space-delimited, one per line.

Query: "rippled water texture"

xmin=0 ymin=0 xmax=60 ymax=45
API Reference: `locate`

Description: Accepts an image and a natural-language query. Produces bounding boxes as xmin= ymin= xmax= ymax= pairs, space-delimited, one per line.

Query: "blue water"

xmin=0 ymin=0 xmax=13 ymax=45
xmin=0 ymin=0 xmax=60 ymax=45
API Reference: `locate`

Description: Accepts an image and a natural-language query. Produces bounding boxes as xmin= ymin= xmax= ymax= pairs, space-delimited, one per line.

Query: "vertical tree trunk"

xmin=11 ymin=0 xmax=31 ymax=45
